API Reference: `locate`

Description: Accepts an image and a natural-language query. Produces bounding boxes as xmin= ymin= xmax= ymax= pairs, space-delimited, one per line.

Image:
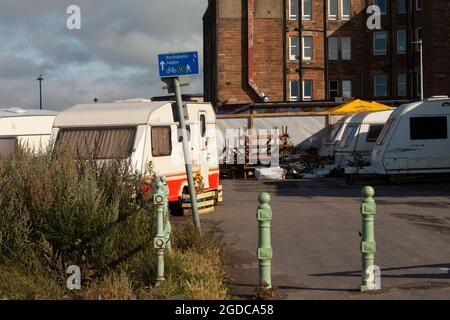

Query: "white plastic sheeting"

xmin=216 ymin=116 xmax=329 ymax=150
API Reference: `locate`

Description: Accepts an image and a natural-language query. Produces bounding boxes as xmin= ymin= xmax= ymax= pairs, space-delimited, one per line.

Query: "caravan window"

xmin=410 ymin=117 xmax=448 ymax=140
xmin=366 ymin=124 xmax=384 ymax=142
xmin=327 ymin=123 xmax=343 ymax=143
xmin=54 ymin=127 xmax=136 ymax=159
xmin=151 ymin=126 xmax=172 ymax=157
xmin=200 ymin=114 xmax=206 ymax=137
xmin=376 ymin=119 xmax=395 ymax=145
xmin=0 ymin=138 xmax=17 ymax=157
xmin=340 ymin=125 xmax=358 ymax=148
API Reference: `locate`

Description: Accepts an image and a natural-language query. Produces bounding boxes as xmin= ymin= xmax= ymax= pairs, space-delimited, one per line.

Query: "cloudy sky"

xmin=0 ymin=0 xmax=207 ymax=110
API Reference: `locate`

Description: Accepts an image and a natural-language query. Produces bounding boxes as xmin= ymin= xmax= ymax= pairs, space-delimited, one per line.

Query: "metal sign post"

xmin=173 ymin=77 xmax=201 ymax=232
xmin=158 ymin=51 xmax=201 ymax=232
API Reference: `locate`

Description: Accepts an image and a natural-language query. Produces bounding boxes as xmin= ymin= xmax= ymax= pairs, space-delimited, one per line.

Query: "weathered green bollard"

xmin=257 ymin=193 xmax=273 ymax=288
xmin=360 ymin=186 xmax=379 ymax=292
xmin=160 ymin=176 xmax=172 ymax=251
xmin=154 ymin=180 xmax=166 ymax=286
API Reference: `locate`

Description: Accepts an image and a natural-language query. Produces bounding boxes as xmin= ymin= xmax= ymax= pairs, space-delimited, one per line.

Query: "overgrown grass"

xmin=0 ymin=149 xmax=227 ymax=300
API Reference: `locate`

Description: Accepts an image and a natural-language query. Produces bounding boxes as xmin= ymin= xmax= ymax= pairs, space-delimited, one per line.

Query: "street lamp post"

xmin=37 ymin=74 xmax=44 ymax=110
xmin=411 ymin=40 xmax=424 ymax=100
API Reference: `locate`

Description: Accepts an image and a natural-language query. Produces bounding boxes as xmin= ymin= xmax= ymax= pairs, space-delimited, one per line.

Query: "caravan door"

xmin=198 ymin=111 xmax=210 ymax=188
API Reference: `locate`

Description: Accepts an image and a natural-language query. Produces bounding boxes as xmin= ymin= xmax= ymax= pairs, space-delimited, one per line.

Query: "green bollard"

xmin=154 ymin=180 xmax=166 ymax=286
xmin=257 ymin=193 xmax=273 ymax=289
xmin=160 ymin=176 xmax=172 ymax=251
xmin=360 ymin=186 xmax=379 ymax=292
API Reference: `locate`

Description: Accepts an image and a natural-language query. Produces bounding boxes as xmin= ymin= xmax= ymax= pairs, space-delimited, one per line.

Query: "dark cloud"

xmin=0 ymin=0 xmax=207 ymax=110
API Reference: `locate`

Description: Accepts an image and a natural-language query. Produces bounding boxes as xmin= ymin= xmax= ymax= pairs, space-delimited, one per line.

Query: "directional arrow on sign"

xmin=160 ymin=61 xmax=165 ymax=71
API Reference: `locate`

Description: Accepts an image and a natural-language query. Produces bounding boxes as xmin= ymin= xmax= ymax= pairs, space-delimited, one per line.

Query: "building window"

xmin=410 ymin=117 xmax=448 ymax=140
xmin=290 ymin=80 xmax=300 ymax=101
xmin=151 ymin=126 xmax=172 ymax=157
xmin=373 ymin=32 xmax=387 ymax=56
xmin=328 ymin=0 xmax=338 ymax=20
xmin=329 ymin=80 xmax=339 ymax=99
xmin=342 ymin=80 xmax=352 ymax=98
xmin=341 ymin=37 xmax=352 ymax=60
xmin=341 ymin=0 xmax=351 ymax=20
xmin=374 ymin=0 xmax=387 ymax=15
xmin=415 ymin=0 xmax=422 ymax=11
xmin=289 ymin=37 xmax=299 ymax=60
xmin=302 ymin=36 xmax=313 ymax=61
xmin=374 ymin=75 xmax=388 ymax=97
xmin=328 ymin=37 xmax=339 ymax=61
xmin=303 ymin=80 xmax=313 ymax=101
xmin=398 ymin=74 xmax=407 ymax=96
xmin=397 ymin=30 xmax=407 ymax=55
xmin=289 ymin=0 xmax=299 ymax=20
xmin=303 ymin=0 xmax=312 ymax=20
xmin=397 ymin=0 xmax=406 ymax=14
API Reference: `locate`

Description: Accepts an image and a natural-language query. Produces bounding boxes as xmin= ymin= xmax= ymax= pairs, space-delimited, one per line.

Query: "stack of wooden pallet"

xmin=181 ymin=185 xmax=223 ymax=215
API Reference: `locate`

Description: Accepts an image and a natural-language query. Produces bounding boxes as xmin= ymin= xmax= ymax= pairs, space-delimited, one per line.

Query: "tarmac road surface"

xmin=203 ymin=178 xmax=450 ymax=300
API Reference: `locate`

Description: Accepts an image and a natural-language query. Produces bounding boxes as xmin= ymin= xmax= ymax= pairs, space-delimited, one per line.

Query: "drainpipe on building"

xmin=248 ymin=0 xmax=269 ymax=102
xmin=298 ymin=0 xmax=303 ymax=101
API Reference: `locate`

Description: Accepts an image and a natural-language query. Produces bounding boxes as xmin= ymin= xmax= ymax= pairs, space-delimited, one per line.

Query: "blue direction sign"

xmin=158 ymin=51 xmax=199 ymax=78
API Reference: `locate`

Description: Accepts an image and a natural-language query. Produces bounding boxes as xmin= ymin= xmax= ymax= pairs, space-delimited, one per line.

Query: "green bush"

xmin=0 ymin=149 xmax=227 ymax=300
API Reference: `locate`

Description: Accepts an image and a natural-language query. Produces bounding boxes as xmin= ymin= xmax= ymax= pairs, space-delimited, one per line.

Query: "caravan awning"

xmin=327 ymin=99 xmax=393 ymax=114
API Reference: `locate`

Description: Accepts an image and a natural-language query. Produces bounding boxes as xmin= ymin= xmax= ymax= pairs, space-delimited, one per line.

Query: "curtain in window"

xmin=54 ymin=127 xmax=136 ymax=159
xmin=151 ymin=126 xmax=172 ymax=157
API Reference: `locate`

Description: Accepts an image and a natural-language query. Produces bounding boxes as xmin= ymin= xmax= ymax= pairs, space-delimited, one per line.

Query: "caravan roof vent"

xmin=8 ymin=107 xmax=27 ymax=114
xmin=427 ymin=95 xmax=449 ymax=101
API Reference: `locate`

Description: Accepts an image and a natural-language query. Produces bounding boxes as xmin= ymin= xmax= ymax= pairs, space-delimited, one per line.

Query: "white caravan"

xmin=334 ymin=110 xmax=393 ymax=170
xmin=319 ymin=115 xmax=351 ymax=159
xmin=0 ymin=108 xmax=57 ymax=156
xmin=370 ymin=97 xmax=450 ymax=175
xmin=51 ymin=101 xmax=220 ymax=203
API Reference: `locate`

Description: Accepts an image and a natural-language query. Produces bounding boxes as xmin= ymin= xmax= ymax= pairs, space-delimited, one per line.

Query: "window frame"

xmin=396 ymin=0 xmax=406 ymax=14
xmin=329 ymin=80 xmax=339 ymax=99
xmin=366 ymin=124 xmax=385 ymax=142
xmin=289 ymin=36 xmax=300 ymax=60
xmin=341 ymin=0 xmax=351 ymax=20
xmin=328 ymin=36 xmax=339 ymax=61
xmin=398 ymin=74 xmax=407 ymax=97
xmin=376 ymin=119 xmax=395 ymax=145
xmin=374 ymin=0 xmax=387 ymax=15
xmin=373 ymin=31 xmax=388 ymax=56
xmin=302 ymin=0 xmax=312 ymax=20
xmin=415 ymin=0 xmax=422 ymax=11
xmin=397 ymin=30 xmax=407 ymax=55
xmin=200 ymin=114 xmax=207 ymax=137
xmin=54 ymin=127 xmax=137 ymax=160
xmin=302 ymin=36 xmax=313 ymax=61
xmin=410 ymin=117 xmax=448 ymax=140
xmin=302 ymin=79 xmax=313 ymax=101
xmin=151 ymin=126 xmax=173 ymax=157
xmin=341 ymin=37 xmax=352 ymax=60
xmin=374 ymin=74 xmax=388 ymax=97
xmin=289 ymin=0 xmax=299 ymax=20
xmin=342 ymin=80 xmax=352 ymax=98
xmin=290 ymin=79 xmax=300 ymax=101
xmin=340 ymin=124 xmax=358 ymax=148
xmin=328 ymin=0 xmax=338 ymax=20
